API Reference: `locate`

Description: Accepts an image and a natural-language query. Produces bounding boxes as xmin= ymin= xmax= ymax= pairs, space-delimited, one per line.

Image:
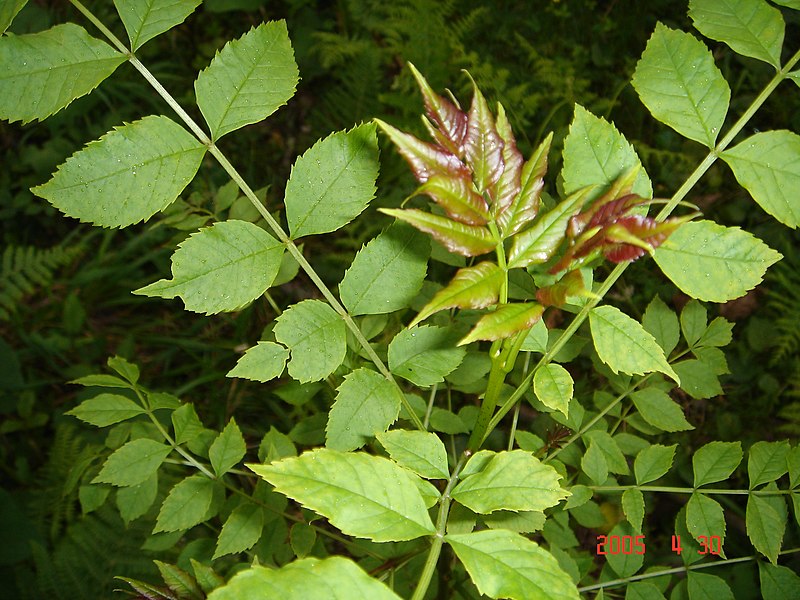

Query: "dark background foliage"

xmin=1 ymin=1 xmax=799 ymax=597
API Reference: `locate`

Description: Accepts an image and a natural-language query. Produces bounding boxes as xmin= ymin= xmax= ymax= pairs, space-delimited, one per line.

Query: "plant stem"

xmin=411 ymin=452 xmax=469 ymax=600
xmin=68 ymin=0 xmax=425 ymax=432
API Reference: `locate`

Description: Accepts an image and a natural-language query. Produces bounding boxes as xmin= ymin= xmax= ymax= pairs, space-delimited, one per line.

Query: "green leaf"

xmin=66 ymin=393 xmax=145 ymax=427
xmin=227 ymin=341 xmax=288 ymax=382
xmin=154 ymin=561 xmax=203 ymax=599
xmin=631 ymin=23 xmax=730 ymax=147
xmin=209 ymin=418 xmax=246 ymax=477
xmin=117 ymin=472 xmax=158 ymax=524
xmin=258 ymin=426 xmax=297 ymax=463
xmin=326 ymin=368 xmax=402 ymax=452
xmin=135 ymin=220 xmax=284 ymax=314
xmin=0 ymin=0 xmax=26 ymax=34
xmin=631 ymin=388 xmax=693 ymax=432
xmin=585 ymin=431 xmax=629 ymax=475
xmin=206 ymin=557 xmax=403 ymax=600
xmin=108 ymin=356 xmax=140 ymax=384
xmin=581 ymin=440 xmax=608 ymax=484
xmin=673 ymin=360 xmax=722 ymax=399
xmin=606 ymin=522 xmax=644 ymax=578
xmin=520 ymin=319 xmax=549 ymax=353
xmin=533 ymin=363 xmax=573 ymax=417
xmin=380 ymin=208 xmax=496 ymax=257
xmin=507 ymin=186 xmax=595 ymax=269
xmin=290 ymin=523 xmax=316 ymax=558
xmin=748 ymin=440 xmax=790 ymax=488
xmin=79 ymin=484 xmax=110 ymax=515
xmin=626 ymin=583 xmax=666 ymax=600
xmin=340 ymin=222 xmax=430 ymax=316
xmin=697 ymin=317 xmax=734 ymax=348
xmin=689 ymin=0 xmax=784 ymax=67
xmin=642 ymin=295 xmax=679 ymax=356
xmin=561 ymin=104 xmax=651 ymax=199
xmin=686 ymin=493 xmax=726 ymax=555
xmin=680 ymin=300 xmax=707 ymax=347
xmin=376 ymin=430 xmax=449 ymax=480
xmin=693 ymin=441 xmax=743 ymax=487
xmin=172 ymin=403 xmax=204 ymax=446
xmin=590 ymin=305 xmax=679 ymax=383
xmin=250 ymin=448 xmax=435 ymax=541
xmin=213 ymin=502 xmax=264 ymax=559
xmin=788 ymin=446 xmax=800 ymax=489
xmin=33 ymin=116 xmax=205 ymax=228
xmin=460 ymin=302 xmax=544 ymax=346
xmin=286 ymin=124 xmax=379 ymax=238
xmin=93 ymin=439 xmax=172 ymax=487
xmin=687 ymin=573 xmax=734 ymax=600
xmin=759 ymin=562 xmax=800 ymax=600
xmin=0 ymin=23 xmax=125 ymax=124
xmin=195 ymin=21 xmax=298 ymax=140
xmin=746 ymin=490 xmax=787 ymax=565
xmin=451 ymin=450 xmax=568 ymax=514
xmin=68 ymin=374 xmax=131 ymax=389
xmin=446 ymin=530 xmax=579 ymax=600
xmin=721 ymin=131 xmax=800 ymax=228
xmin=114 ymin=0 xmax=201 ymax=51
xmin=653 ymin=220 xmax=782 ymax=302
xmin=634 ymin=444 xmax=677 ymax=484
xmin=273 ymin=300 xmax=346 ymax=383
xmin=410 ymin=262 xmax=504 ymax=328
xmin=622 ymin=488 xmax=645 ymax=532
xmin=388 ymin=325 xmax=466 ymax=387
xmin=155 ymin=475 xmax=217 ymax=532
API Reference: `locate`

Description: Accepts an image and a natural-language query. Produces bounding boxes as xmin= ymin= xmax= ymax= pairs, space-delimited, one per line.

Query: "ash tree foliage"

xmin=2 ymin=0 xmax=800 ymax=597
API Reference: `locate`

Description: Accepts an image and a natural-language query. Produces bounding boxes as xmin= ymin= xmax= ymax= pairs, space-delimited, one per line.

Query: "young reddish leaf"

xmin=408 ymin=62 xmax=468 ymax=155
xmin=507 ymin=186 xmax=595 ymax=269
xmin=374 ymin=119 xmax=468 ymax=183
xmin=602 ymin=216 xmax=687 ymax=262
xmin=459 ymin=303 xmax=545 ymax=346
xmin=499 ymin=133 xmax=552 ymax=237
xmin=464 ymin=82 xmax=504 ymax=193
xmin=379 ymin=208 xmax=496 ymax=257
xmin=416 ymin=174 xmax=489 ymax=225
xmin=410 ymin=262 xmax=504 ymax=328
xmin=489 ymin=103 xmax=523 ymax=218
xmin=536 ymin=270 xmax=587 ymax=307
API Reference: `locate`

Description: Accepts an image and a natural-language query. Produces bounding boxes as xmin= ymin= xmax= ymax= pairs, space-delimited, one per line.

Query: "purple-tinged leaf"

xmin=375 ymin=119 xmax=468 ymax=183
xmin=536 ymin=270 xmax=586 ymax=307
xmin=409 ymin=62 xmax=468 ymax=156
xmin=603 ymin=216 xmax=688 ymax=263
xmin=379 ymin=208 xmax=496 ymax=257
xmin=567 ymin=167 xmax=642 ymax=237
xmin=499 ymin=133 xmax=552 ymax=237
xmin=464 ymin=83 xmax=504 ymax=193
xmin=416 ymin=174 xmax=489 ymax=225
xmin=459 ymin=303 xmax=545 ymax=346
xmin=507 ymin=186 xmax=595 ymax=269
xmin=410 ymin=262 xmax=504 ymax=328
xmin=489 ymin=103 xmax=523 ymax=218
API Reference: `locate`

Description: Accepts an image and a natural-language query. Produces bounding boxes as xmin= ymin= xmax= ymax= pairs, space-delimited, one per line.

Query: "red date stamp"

xmin=596 ymin=535 xmax=722 ymax=556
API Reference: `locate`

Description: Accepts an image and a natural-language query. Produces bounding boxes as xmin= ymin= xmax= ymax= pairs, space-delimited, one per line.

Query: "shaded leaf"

xmin=686 ymin=493 xmax=726 ymax=556
xmin=622 ymin=488 xmax=645 ymax=532
xmin=117 ymin=473 xmax=158 ymax=524
xmin=213 ymin=502 xmax=264 ymax=559
xmin=209 ymin=418 xmax=246 ymax=477
xmin=388 ymin=325 xmax=466 ymax=387
xmin=642 ymin=295 xmax=679 ymax=356
xmin=693 ymin=441 xmax=743 ymax=487
xmin=195 ymin=21 xmax=298 ymax=140
xmin=0 ymin=0 xmax=27 ymax=34
xmin=634 ymin=444 xmax=676 ymax=484
xmin=33 ymin=116 xmax=205 ymax=228
xmin=746 ymin=489 xmax=787 ymax=565
xmin=748 ymin=440 xmax=790 ymax=489
xmin=155 ymin=475 xmax=217 ymax=532
xmin=93 ymin=439 xmax=172 ymax=487
xmin=135 ymin=220 xmax=284 ymax=314
xmin=631 ymin=388 xmax=693 ymax=432
xmin=687 ymin=573 xmax=734 ymax=600
xmin=114 ymin=0 xmax=201 ymax=51
xmin=227 ymin=341 xmax=288 ymax=383
xmin=759 ymin=562 xmax=800 ymax=600
xmin=66 ymin=393 xmax=145 ymax=427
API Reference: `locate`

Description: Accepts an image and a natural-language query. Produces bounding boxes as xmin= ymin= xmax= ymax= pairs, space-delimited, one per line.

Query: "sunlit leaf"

xmin=285 ymin=124 xmax=379 ymax=238
xmin=376 ymin=430 xmax=449 ymax=480
xmin=632 ymin=23 xmax=730 ymax=147
xmin=465 ymin=82 xmax=504 ymax=193
xmin=490 ymin=103 xmax=523 ymax=218
xmin=533 ymin=363 xmax=573 ymax=417
xmin=251 ymin=449 xmax=435 ymax=541
xmin=460 ymin=303 xmax=544 ymax=346
xmin=388 ymin=325 xmax=466 ymax=387
xmin=33 ymin=116 xmax=205 ymax=228
xmin=499 ymin=133 xmax=551 ymax=237
xmin=379 ymin=208 xmax=495 ymax=257
xmin=408 ymin=62 xmax=468 ymax=155
xmin=195 ymin=21 xmax=298 ymax=140
xmin=0 ymin=23 xmax=125 ymax=124
xmin=135 ymin=220 xmax=284 ymax=314
xmin=66 ymin=393 xmax=145 ymax=427
xmin=227 ymin=341 xmax=288 ymax=383
xmin=416 ymin=174 xmax=489 ymax=225
xmin=653 ymin=220 xmax=782 ymax=302
xmin=114 ymin=0 xmax=201 ymax=51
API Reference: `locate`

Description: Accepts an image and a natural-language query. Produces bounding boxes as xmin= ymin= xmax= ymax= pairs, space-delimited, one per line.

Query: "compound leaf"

xmin=689 ymin=0 xmax=784 ymax=68
xmin=340 ymin=222 xmax=430 ymax=316
xmin=135 ymin=220 xmax=284 ymax=314
xmin=250 ymin=448 xmax=435 ymax=541
xmin=388 ymin=325 xmax=465 ymax=387
xmin=653 ymin=220 xmax=782 ymax=302
xmin=33 ymin=115 xmax=205 ymax=228
xmin=227 ymin=341 xmax=288 ymax=383
xmin=274 ymin=300 xmax=346 ymax=383
xmin=721 ymin=131 xmax=800 ymax=229
xmin=195 ymin=21 xmax=298 ymax=140
xmin=446 ymin=529 xmax=579 ymax=600
xmin=632 ymin=23 xmax=730 ymax=147
xmin=326 ymin=368 xmax=403 ymax=452
xmin=0 ymin=23 xmax=125 ymax=124
xmin=286 ymin=124 xmax=379 ymax=238
xmin=590 ymin=305 xmax=679 ymax=382
xmin=114 ymin=0 xmax=201 ymax=51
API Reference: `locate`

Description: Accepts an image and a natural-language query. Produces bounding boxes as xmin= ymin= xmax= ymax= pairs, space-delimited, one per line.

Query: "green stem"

xmin=411 ymin=452 xmax=469 ymax=600
xmin=68 ymin=0 xmax=425 ymax=432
